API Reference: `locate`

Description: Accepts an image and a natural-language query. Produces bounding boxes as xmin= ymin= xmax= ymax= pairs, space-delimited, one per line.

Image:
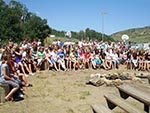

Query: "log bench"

xmin=91 ymin=104 xmax=113 ymax=113
xmin=117 ymin=84 xmax=150 ymax=113
xmin=104 ymin=93 xmax=146 ymax=113
xmin=0 ymin=83 xmax=10 ymax=103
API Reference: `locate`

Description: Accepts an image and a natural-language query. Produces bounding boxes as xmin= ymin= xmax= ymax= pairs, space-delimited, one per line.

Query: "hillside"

xmin=110 ymin=26 xmax=150 ymax=43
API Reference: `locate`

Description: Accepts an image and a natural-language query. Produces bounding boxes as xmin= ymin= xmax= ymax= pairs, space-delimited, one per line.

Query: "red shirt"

xmin=84 ymin=53 xmax=91 ymax=59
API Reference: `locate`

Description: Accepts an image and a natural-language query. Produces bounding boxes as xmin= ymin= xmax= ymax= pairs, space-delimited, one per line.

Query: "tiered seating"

xmin=92 ymin=84 xmax=150 ymax=113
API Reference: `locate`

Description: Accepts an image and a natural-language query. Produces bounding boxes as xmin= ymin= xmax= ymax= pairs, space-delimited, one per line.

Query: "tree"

xmin=0 ymin=0 xmax=114 ymax=44
xmin=78 ymin=30 xmax=85 ymax=40
xmin=0 ymin=0 xmax=51 ymax=44
xmin=0 ymin=0 xmax=27 ymax=42
xmin=24 ymin=13 xmax=51 ymax=42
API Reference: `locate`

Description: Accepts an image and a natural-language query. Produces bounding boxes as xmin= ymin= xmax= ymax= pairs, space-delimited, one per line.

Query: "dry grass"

xmin=0 ymin=65 xmax=148 ymax=113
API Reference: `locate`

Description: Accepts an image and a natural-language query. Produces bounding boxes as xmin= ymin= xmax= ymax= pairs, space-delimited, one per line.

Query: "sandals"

xmin=5 ymin=97 xmax=13 ymax=102
xmin=26 ymin=84 xmax=33 ymax=87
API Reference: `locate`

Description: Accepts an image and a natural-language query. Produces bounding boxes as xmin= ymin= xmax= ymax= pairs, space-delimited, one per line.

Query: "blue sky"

xmin=6 ymin=0 xmax=150 ymax=35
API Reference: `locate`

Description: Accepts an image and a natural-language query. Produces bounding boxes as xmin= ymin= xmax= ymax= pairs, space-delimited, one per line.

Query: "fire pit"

xmin=86 ymin=72 xmax=144 ymax=87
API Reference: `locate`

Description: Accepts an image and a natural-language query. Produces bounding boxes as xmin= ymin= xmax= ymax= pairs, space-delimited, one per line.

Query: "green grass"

xmin=66 ymin=108 xmax=75 ymax=113
xmin=79 ymin=91 xmax=90 ymax=99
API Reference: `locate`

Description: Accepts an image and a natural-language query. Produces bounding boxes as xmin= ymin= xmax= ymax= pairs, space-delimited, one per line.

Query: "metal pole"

xmin=101 ymin=12 xmax=108 ymax=42
xmin=102 ymin=13 xmax=104 ymax=41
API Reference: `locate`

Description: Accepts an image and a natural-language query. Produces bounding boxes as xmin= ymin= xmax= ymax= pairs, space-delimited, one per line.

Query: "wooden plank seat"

xmin=91 ymin=104 xmax=113 ymax=113
xmin=129 ymin=83 xmax=150 ymax=93
xmin=117 ymin=84 xmax=150 ymax=113
xmin=104 ymin=93 xmax=146 ymax=113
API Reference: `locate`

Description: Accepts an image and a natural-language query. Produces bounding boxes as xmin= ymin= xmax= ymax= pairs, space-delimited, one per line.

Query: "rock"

xmin=95 ymin=73 xmax=101 ymax=78
xmin=90 ymin=74 xmax=96 ymax=78
xmin=88 ymin=77 xmax=105 ymax=87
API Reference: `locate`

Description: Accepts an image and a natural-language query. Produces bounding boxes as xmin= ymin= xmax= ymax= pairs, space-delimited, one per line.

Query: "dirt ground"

xmin=0 ymin=65 xmax=149 ymax=113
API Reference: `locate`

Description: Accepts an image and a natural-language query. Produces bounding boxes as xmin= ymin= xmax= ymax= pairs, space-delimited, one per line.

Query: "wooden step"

xmin=104 ymin=93 xmax=146 ymax=113
xmin=91 ymin=104 xmax=113 ymax=113
xmin=117 ymin=84 xmax=150 ymax=113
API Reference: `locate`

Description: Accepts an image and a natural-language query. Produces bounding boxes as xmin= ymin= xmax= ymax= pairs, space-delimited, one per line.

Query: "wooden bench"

xmin=104 ymin=93 xmax=146 ymax=113
xmin=0 ymin=83 xmax=10 ymax=103
xmin=91 ymin=104 xmax=113 ymax=113
xmin=129 ymin=84 xmax=150 ymax=93
xmin=117 ymin=84 xmax=150 ymax=113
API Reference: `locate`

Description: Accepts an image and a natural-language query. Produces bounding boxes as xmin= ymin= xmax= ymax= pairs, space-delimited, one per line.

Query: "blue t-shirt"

xmin=58 ymin=41 xmax=63 ymax=47
xmin=57 ymin=51 xmax=65 ymax=59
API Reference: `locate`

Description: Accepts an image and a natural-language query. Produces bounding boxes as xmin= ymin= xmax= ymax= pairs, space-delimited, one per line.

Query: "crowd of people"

xmin=0 ymin=38 xmax=150 ymax=102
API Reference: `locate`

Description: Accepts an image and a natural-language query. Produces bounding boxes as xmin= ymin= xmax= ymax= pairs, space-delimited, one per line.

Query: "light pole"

xmin=101 ymin=12 xmax=108 ymax=41
xmin=21 ymin=15 xmax=25 ymax=38
xmin=21 ymin=13 xmax=27 ymax=38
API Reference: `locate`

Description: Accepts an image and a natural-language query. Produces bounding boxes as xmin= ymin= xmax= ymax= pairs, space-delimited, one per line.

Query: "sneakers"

xmin=25 ymin=74 xmax=29 ymax=77
xmin=30 ymin=73 xmax=35 ymax=76
xmin=19 ymin=94 xmax=24 ymax=98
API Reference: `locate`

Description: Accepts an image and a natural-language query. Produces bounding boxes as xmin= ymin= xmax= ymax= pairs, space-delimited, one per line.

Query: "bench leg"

xmin=92 ymin=109 xmax=97 ymax=113
xmin=118 ymin=90 xmax=129 ymax=99
xmin=144 ymin=104 xmax=150 ymax=113
xmin=106 ymin=99 xmax=116 ymax=110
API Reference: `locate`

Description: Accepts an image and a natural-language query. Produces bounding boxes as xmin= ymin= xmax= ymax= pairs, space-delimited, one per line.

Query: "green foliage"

xmin=51 ymin=29 xmax=65 ymax=37
xmin=24 ymin=14 xmax=51 ymax=42
xmin=111 ymin=26 xmax=150 ymax=43
xmin=51 ymin=28 xmax=114 ymax=42
xmin=0 ymin=0 xmax=114 ymax=44
xmin=0 ymin=0 xmax=51 ymax=43
xmin=0 ymin=0 xmax=24 ymax=42
xmin=79 ymin=91 xmax=90 ymax=100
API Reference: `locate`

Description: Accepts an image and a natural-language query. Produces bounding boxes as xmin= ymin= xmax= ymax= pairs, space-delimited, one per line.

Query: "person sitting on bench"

xmin=0 ymin=55 xmax=20 ymax=101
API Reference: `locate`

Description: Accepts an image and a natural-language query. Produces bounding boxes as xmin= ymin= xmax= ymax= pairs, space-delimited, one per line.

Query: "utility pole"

xmin=101 ymin=12 xmax=108 ymax=42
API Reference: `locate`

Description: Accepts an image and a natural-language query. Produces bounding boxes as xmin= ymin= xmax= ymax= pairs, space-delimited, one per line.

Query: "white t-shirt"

xmin=50 ymin=51 xmax=58 ymax=61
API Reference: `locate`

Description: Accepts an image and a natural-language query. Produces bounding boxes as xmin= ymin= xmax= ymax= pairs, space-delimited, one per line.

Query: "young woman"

xmin=36 ymin=47 xmax=46 ymax=69
xmin=14 ymin=46 xmax=31 ymax=77
xmin=9 ymin=54 xmax=32 ymax=87
xmin=143 ymin=50 xmax=150 ymax=71
xmin=125 ymin=49 xmax=133 ymax=70
xmin=57 ymin=48 xmax=67 ymax=71
xmin=83 ymin=50 xmax=91 ymax=69
xmin=69 ymin=49 xmax=79 ymax=71
xmin=49 ymin=47 xmax=59 ymax=71
xmin=104 ymin=48 xmax=113 ymax=69
xmin=0 ymin=55 xmax=19 ymax=101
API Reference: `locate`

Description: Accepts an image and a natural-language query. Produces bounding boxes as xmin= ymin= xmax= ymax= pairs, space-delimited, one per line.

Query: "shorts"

xmin=50 ymin=59 xmax=55 ymax=64
xmin=94 ymin=59 xmax=102 ymax=65
xmin=0 ymin=77 xmax=19 ymax=88
xmin=112 ymin=60 xmax=119 ymax=65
